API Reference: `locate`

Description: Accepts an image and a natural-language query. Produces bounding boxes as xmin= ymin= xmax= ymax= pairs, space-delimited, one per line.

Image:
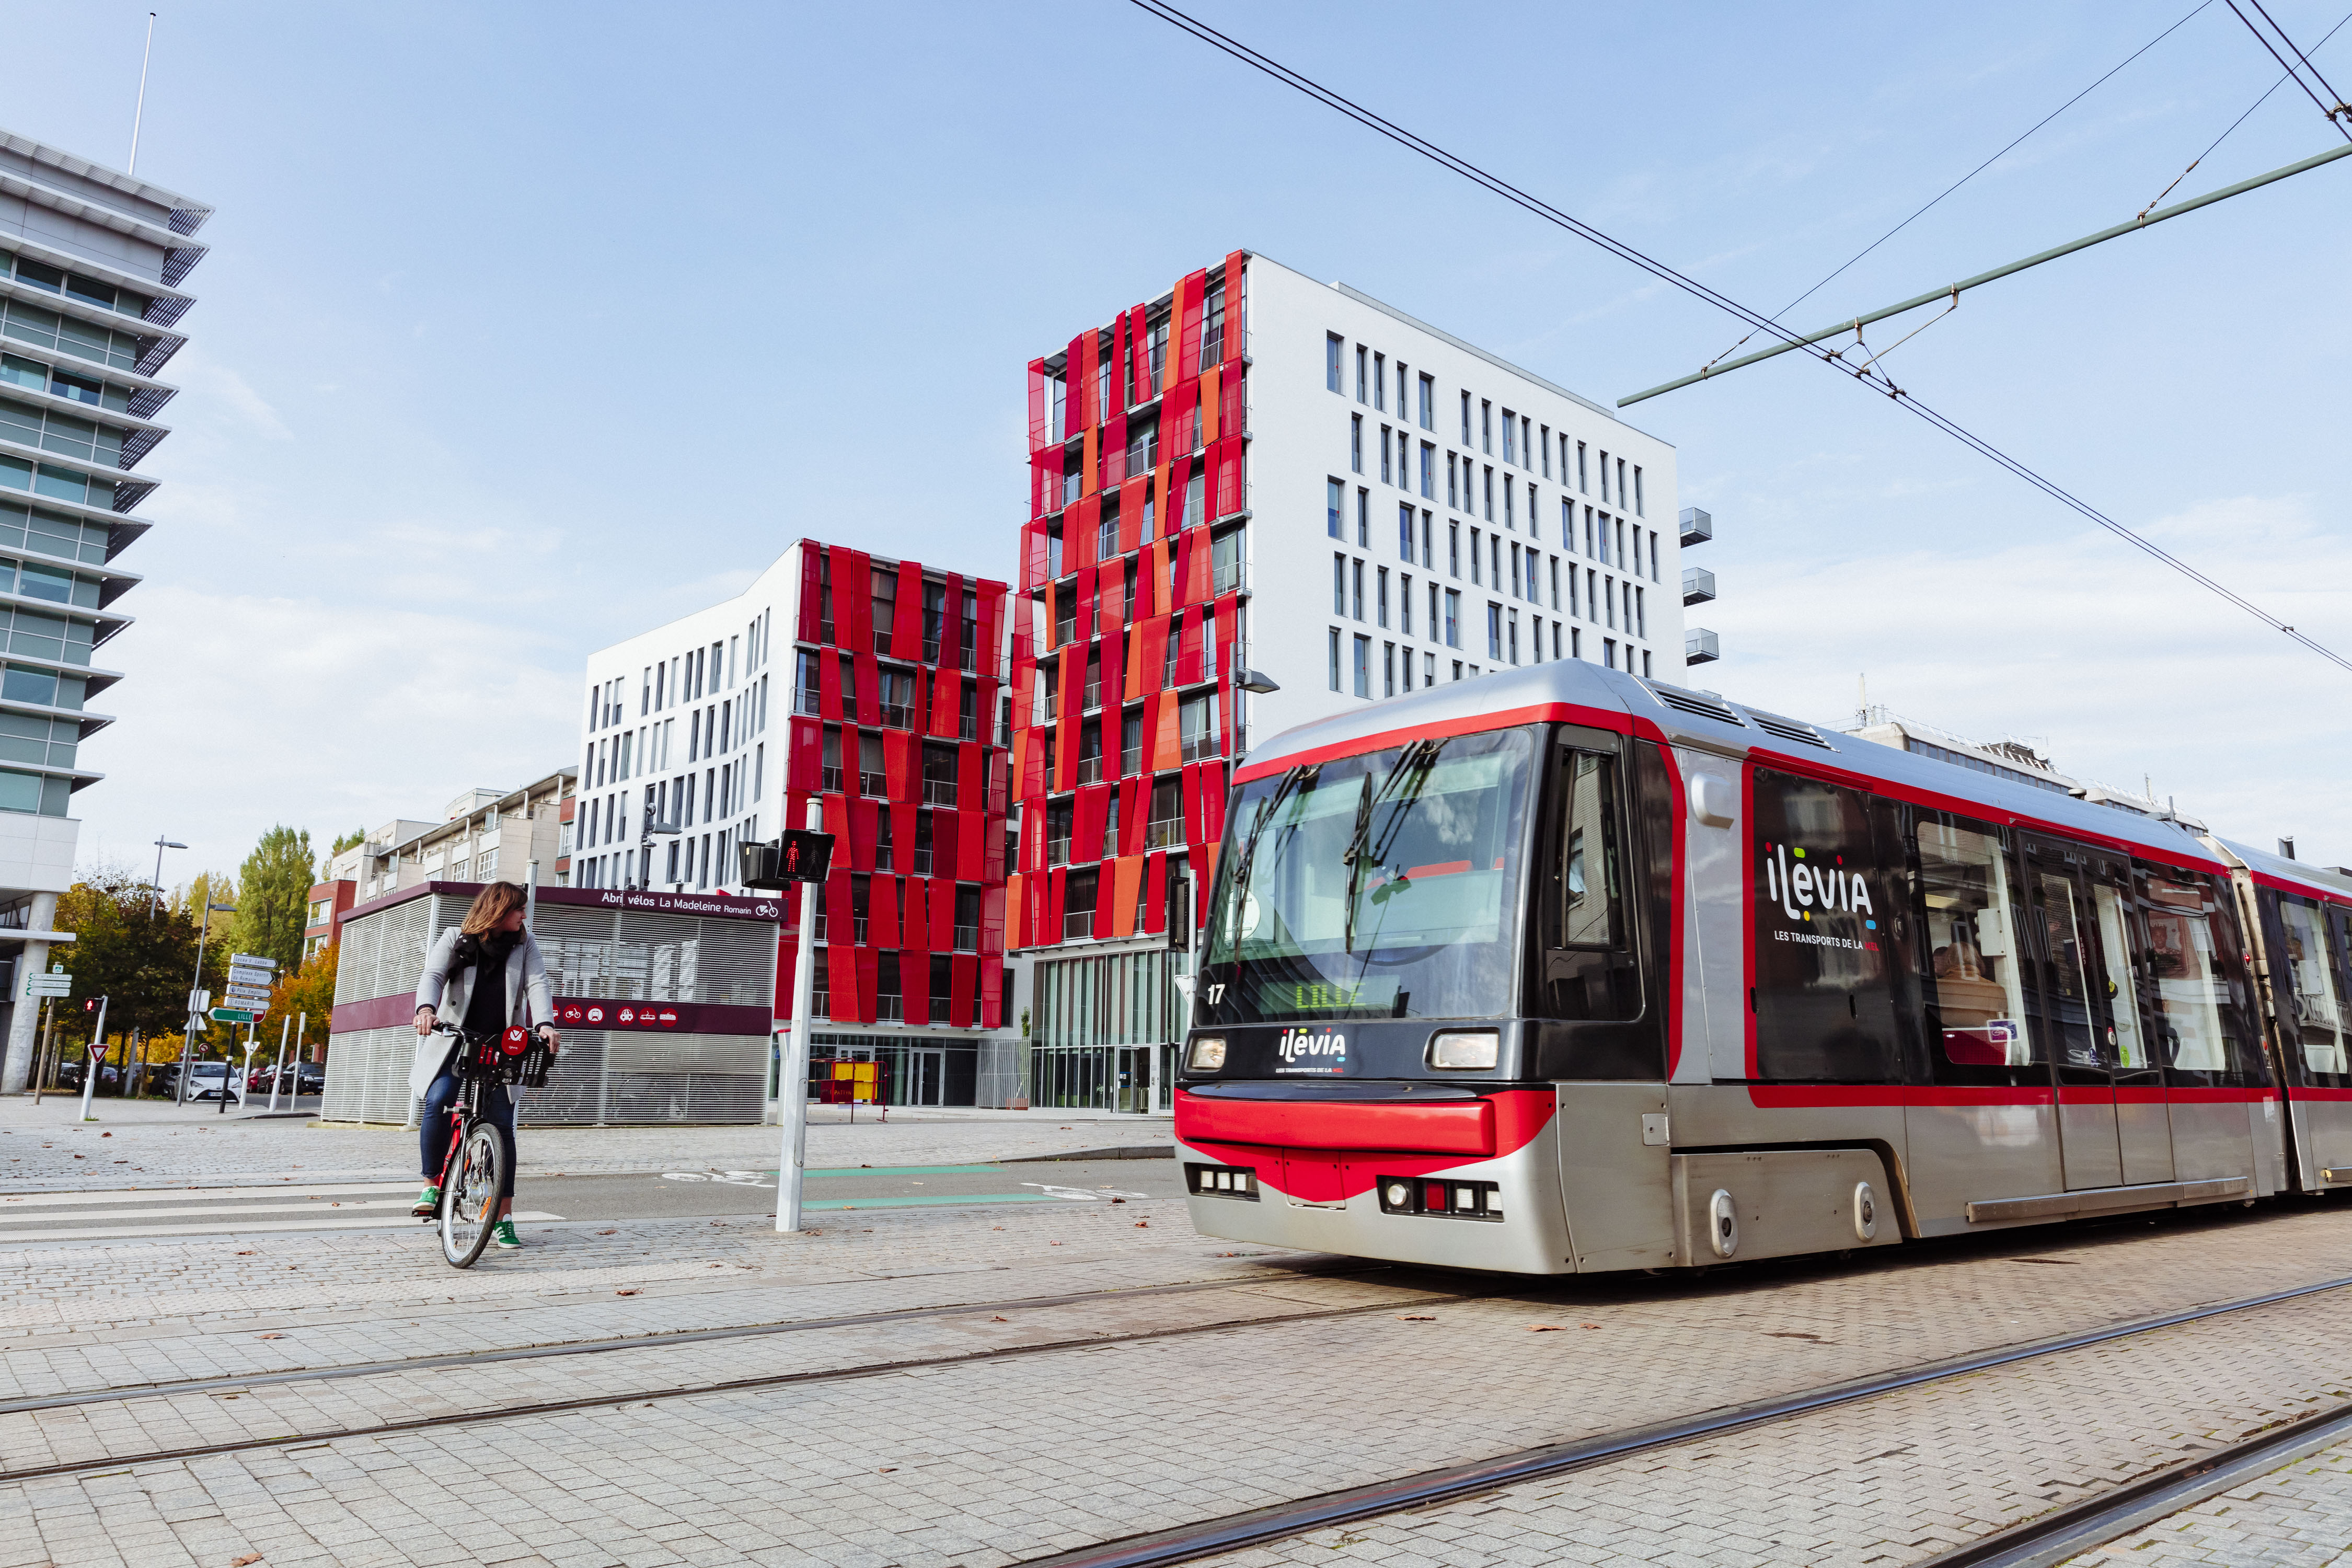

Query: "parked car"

xmin=250 ymin=1062 xmax=324 ymax=1095
xmin=160 ymin=1062 xmax=241 ymax=1103
xmin=50 ymin=1061 xmax=119 ymax=1093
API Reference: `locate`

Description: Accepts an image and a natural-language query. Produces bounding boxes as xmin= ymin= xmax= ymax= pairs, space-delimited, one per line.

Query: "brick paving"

xmin=0 ymin=1111 xmax=2347 ymax=1566
xmin=2063 ymin=1438 xmax=2352 ymax=1566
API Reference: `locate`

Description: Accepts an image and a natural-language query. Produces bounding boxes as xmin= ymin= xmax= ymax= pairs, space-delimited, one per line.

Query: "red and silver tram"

xmin=1173 ymin=658 xmax=2352 ymax=1273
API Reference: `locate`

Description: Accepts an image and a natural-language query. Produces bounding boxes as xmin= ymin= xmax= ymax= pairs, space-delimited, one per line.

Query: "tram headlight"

xmin=1185 ymin=1035 xmax=1228 ymax=1071
xmin=1426 ymin=1030 xmax=1498 ymax=1070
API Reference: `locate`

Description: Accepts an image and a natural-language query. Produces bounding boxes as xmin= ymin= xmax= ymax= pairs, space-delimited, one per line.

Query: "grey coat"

xmin=408 ymin=927 xmax=553 ymax=1098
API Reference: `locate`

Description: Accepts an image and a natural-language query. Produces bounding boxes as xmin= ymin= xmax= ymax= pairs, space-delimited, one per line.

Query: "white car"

xmin=170 ymin=1062 xmax=242 ymax=1103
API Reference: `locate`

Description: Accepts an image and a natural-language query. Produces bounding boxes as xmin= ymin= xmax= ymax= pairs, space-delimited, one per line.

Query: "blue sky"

xmin=4 ymin=0 xmax=2348 ymax=882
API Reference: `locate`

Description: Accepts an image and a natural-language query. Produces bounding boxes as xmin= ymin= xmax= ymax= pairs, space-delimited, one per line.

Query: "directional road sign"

xmin=224 ymin=986 xmax=272 ymax=1002
xmin=24 ymin=974 xmax=71 ymax=999
xmin=229 ymin=952 xmax=277 ymax=969
xmin=209 ymin=1008 xmax=256 ymax=1024
xmin=226 ymin=970 xmax=274 ymax=989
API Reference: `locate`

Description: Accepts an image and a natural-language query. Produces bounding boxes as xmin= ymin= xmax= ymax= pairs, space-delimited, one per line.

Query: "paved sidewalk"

xmin=0 ymin=1096 xmax=1171 ymax=1190
xmin=2063 ymin=1438 xmax=2352 ymax=1565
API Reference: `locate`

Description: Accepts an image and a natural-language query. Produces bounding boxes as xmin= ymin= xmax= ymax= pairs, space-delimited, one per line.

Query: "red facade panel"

xmin=983 ymin=811 xmax=1006 ymax=883
xmin=1073 ymin=783 xmax=1110 ymax=867
xmin=1198 ymin=760 xmax=1228 ymax=852
xmin=882 ymin=730 xmax=912 ymax=802
xmin=1074 ymin=566 xmax=1097 ymax=648
xmin=978 ymin=953 xmax=1001 ymax=1031
xmin=846 ymin=797 xmax=876 ymax=874
xmin=889 ymin=802 xmax=918 ymax=875
xmin=854 ymin=948 xmax=878 ymax=1027
xmin=818 ymin=650 xmax=842 ymax=721
xmin=1118 ymin=777 xmax=1146 ymax=856
xmin=852 ymin=655 xmax=879 ymax=728
xmin=1199 ymin=364 xmax=1221 ymax=445
xmin=870 ymin=873 xmax=900 ymax=950
xmin=1181 ymin=762 xmax=1204 ymax=845
xmin=1126 ymin=303 xmax=1151 ymax=403
xmin=1027 ymin=356 xmax=1048 ymax=451
xmin=798 ymin=545 xmax=823 ymax=641
xmin=825 ymin=868 xmax=854 ymax=945
xmin=894 ymin=560 xmax=923 ymax=656
xmin=1110 ymin=855 xmax=1143 ymax=939
xmin=787 ymin=718 xmax=822 ymax=794
xmin=776 ymin=936 xmax=800 ymax=1019
xmin=1142 ymin=852 xmax=1167 ymax=934
xmin=1104 ymin=412 xmax=1127 ymax=489
xmin=929 ymin=873 xmax=955 ymax=953
xmin=950 ymin=953 xmax=976 ymax=1029
xmin=981 ymin=882 xmax=1006 ymax=957
xmin=1005 ymin=873 xmax=1025 ymax=952
xmin=1210 ymin=435 xmax=1244 ymax=523
xmin=838 ymin=548 xmax=873 ymax=656
xmin=825 ymin=944 xmax=859 ymax=1024
xmin=1152 ymin=689 xmax=1182 ymax=772
xmin=955 ymin=805 xmax=983 ymax=883
xmin=1045 ymin=867 xmax=1066 ymax=949
xmin=1175 ymin=609 xmax=1204 ymax=687
xmin=1174 ymin=268 xmax=1207 ymax=383
xmin=978 ymin=583 xmax=1004 ymax=674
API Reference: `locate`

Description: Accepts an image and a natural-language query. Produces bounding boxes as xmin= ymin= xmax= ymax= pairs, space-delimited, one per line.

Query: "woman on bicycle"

xmin=408 ymin=882 xmax=558 ymax=1248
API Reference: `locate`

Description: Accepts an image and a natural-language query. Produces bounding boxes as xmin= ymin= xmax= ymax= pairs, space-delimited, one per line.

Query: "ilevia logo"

xmin=1761 ymin=841 xmax=1881 ymax=954
xmin=1275 ymin=1026 xmax=1348 ymax=1074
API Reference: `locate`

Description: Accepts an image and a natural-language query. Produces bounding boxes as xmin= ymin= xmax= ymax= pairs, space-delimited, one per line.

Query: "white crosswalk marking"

xmin=0 ymin=1181 xmax=419 ymax=1210
xmin=0 ymin=1184 xmax=565 ymax=1244
xmin=0 ymin=1212 xmax=564 ymax=1243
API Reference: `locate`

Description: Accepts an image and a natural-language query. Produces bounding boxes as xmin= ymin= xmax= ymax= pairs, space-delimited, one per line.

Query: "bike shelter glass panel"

xmin=1749 ymin=769 xmax=1906 ymax=1082
xmin=1915 ymin=814 xmax=2039 ymax=1083
xmin=1198 ymin=727 xmax=1534 ymax=1025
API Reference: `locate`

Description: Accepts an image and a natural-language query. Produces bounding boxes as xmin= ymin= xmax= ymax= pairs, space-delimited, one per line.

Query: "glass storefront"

xmin=1030 ymin=944 xmax=1190 ymax=1113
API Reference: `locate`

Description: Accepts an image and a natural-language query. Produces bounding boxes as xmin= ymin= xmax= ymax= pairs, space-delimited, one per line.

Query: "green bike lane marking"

xmin=801 ymin=1193 xmax=1064 ymax=1210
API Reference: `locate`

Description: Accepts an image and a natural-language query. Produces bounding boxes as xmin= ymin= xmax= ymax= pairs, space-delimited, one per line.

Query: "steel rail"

xmin=1007 ymin=1269 xmax=2352 ymax=1568
xmin=0 ymin=1280 xmax=1480 ymax=1486
xmin=0 ymin=1265 xmax=1396 ymax=1419
xmin=1618 ymin=140 xmax=2352 ymax=406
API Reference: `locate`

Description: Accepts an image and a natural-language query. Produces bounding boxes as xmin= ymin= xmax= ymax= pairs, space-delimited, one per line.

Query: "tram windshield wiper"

xmin=1344 ymin=740 xmax=1441 ymax=954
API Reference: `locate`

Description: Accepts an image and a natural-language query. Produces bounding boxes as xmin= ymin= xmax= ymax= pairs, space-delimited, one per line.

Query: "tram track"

xmin=1005 ymin=1269 xmax=2352 ymax=1568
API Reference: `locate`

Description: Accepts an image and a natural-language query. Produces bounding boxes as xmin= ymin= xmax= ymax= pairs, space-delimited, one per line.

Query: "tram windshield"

xmin=1196 ymin=726 xmax=1534 ymax=1024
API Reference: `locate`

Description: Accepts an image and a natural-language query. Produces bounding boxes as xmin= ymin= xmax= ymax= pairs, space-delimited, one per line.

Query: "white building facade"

xmin=0 ymin=128 xmax=211 ymax=1090
xmin=1010 ymin=249 xmax=1684 ymax=1111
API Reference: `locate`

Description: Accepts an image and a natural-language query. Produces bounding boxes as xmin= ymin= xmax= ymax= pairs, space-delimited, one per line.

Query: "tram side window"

xmin=1749 ymin=770 xmax=1905 ymax=1082
xmin=2138 ymin=869 xmax=2262 ymax=1085
xmin=1559 ymin=751 xmax=1621 ymax=948
xmin=2274 ymin=894 xmax=2348 ymax=1082
xmin=1915 ymin=815 xmax=2038 ymax=1077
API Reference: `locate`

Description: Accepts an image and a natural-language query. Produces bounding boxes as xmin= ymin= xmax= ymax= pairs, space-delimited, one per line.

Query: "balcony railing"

xmin=1082 ymin=682 xmax=1101 ymax=710
xmin=910 ymin=848 xmax=933 ymax=875
xmin=953 ymin=924 xmax=977 ymax=951
xmin=795 ymin=687 xmax=822 ymax=716
xmin=1055 ymin=619 xmax=1076 ymax=648
xmin=821 ymin=766 xmax=844 ymax=793
xmin=960 ymin=646 xmax=976 ymax=672
xmin=873 ymin=628 xmax=894 ymax=656
xmin=810 ymin=988 xmax=829 ymax=1018
xmin=851 ymin=917 xmax=869 ymax=944
xmin=1063 ymin=909 xmax=1097 ymax=941
xmin=1180 ymin=732 xmax=1220 ymax=764
xmin=1681 ymin=567 xmax=1716 ymax=606
xmin=817 ymin=619 xmax=835 ymax=644
xmin=879 ymin=702 xmax=914 ymax=730
xmin=1685 ymin=628 xmax=1721 ymax=665
xmin=923 ymin=778 xmax=959 ymax=806
xmin=859 ymin=770 xmax=887 ymax=796
xmin=921 ymin=638 xmax=942 ymax=664
xmin=875 ymin=994 xmax=904 ymax=1021
xmin=1121 ymin=746 xmax=1142 ymax=776
xmin=1212 ymin=559 xmax=1248 ymax=595
xmin=1074 ymin=755 xmax=1104 ymax=786
xmin=959 ymin=716 xmax=978 ymax=741
xmin=1679 ymin=506 xmax=1713 ymax=547
xmin=1046 ymin=836 xmax=1070 ymax=866
xmin=1145 ymin=817 xmax=1185 ymax=849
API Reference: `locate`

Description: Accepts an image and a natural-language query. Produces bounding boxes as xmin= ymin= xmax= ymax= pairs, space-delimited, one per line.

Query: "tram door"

xmin=2025 ymin=839 xmax=2124 ymax=1190
xmin=2091 ymin=855 xmax=2173 ymax=1184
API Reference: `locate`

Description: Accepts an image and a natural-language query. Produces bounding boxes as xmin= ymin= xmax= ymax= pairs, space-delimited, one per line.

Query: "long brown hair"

xmin=459 ymin=881 xmax=528 ymax=936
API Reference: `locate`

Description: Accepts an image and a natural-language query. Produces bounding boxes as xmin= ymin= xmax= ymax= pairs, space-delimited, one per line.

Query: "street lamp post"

xmin=147 ymin=837 xmax=186 ymax=919
xmin=177 ymin=900 xmax=234 ymax=1109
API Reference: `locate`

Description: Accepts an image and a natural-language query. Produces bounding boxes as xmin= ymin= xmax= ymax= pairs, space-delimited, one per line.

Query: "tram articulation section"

xmin=1173 ymin=657 xmax=2352 ymax=1272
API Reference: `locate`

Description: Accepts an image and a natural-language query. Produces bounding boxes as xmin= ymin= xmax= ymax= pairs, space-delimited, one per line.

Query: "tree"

xmin=327 ymin=827 xmax=365 ymax=870
xmin=226 ymin=826 xmax=314 ymax=974
xmin=52 ymin=861 xmax=205 ymax=1048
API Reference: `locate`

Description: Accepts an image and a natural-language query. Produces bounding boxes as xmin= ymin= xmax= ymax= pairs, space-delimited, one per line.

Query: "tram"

xmin=1173 ymin=657 xmax=2352 ymax=1273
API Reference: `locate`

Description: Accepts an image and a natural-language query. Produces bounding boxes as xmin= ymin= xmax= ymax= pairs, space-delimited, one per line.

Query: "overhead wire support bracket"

xmin=1618 ymin=139 xmax=2352 ymax=407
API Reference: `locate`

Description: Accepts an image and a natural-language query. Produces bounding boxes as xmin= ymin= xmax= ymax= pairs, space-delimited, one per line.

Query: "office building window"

xmin=1401 ymin=647 xmax=1414 ymax=691
xmin=1356 ymin=345 xmax=1368 ymax=402
xmin=1418 ymin=373 xmax=1434 ymax=430
xmin=1377 ymin=566 xmax=1390 ymax=627
xmin=1459 ymin=390 xmax=1471 ymax=444
xmin=1571 ymin=626 xmax=1582 ymax=660
xmin=1521 ymin=417 xmax=1531 ymax=470
xmin=1382 ymin=641 xmax=1396 ymax=696
xmin=1501 ymin=411 xmax=1516 ymax=465
xmin=1357 ymin=487 xmax=1369 ymax=546
xmin=1333 ymin=554 xmax=1346 ymax=615
xmin=1353 ymin=633 xmax=1371 ymax=698
xmin=1328 ymin=478 xmax=1343 ymax=538
xmin=1470 ymin=528 xmax=1482 ymax=585
xmin=1401 ymin=573 xmax=1414 ymax=635
xmin=1399 ymin=503 xmax=1414 ymax=561
xmin=1605 ymin=575 xmax=1616 ymax=628
xmin=1420 ymin=441 xmax=1434 ymax=499
xmin=1487 ymin=603 xmax=1503 ymax=661
xmin=1428 ymin=582 xmax=1439 ymax=640
xmin=1373 ymin=352 xmax=1385 ymax=410
xmin=1618 ymin=458 xmax=1628 ymax=509
xmin=1633 ymin=465 xmax=1645 ymax=515
xmin=1350 ymin=414 xmax=1362 ymax=474
xmin=1328 ymin=627 xmax=1341 ymax=690
xmin=1539 ymin=425 xmax=1551 ymax=478
xmin=1648 ymin=529 xmax=1660 ymax=581
xmin=1483 ymin=466 xmax=1494 ymax=521
xmin=1577 ymin=442 xmax=1588 ymax=493
xmin=1451 ymin=660 xmax=1463 ymax=682
xmin=1421 ymin=510 xmax=1433 ymax=568
xmin=1598 ymin=451 xmax=1610 ymax=504
xmin=1448 ymin=521 xmax=1460 ymax=578
xmin=1636 ymin=585 xmax=1647 ymax=639
xmin=1549 ymin=556 xmax=1561 ymax=610
xmin=1444 ymin=589 xmax=1461 ymax=648
xmin=1503 ymin=477 xmax=1514 ymax=531
xmin=1604 ymin=637 xmax=1617 ymax=670
xmin=1446 ymin=452 xmax=1458 ymax=510
xmin=1481 ymin=400 xmax=1492 ymax=454
xmin=1327 ymin=334 xmax=1343 ymax=392
xmin=1508 ymin=608 xmax=1520 ymax=665
xmin=1642 ymin=650 xmax=1653 ymax=677
xmin=1379 ymin=426 xmax=1392 ymax=485
xmin=1352 ymin=558 xmax=1365 ymax=620
xmin=1562 ymin=497 xmax=1574 ymax=551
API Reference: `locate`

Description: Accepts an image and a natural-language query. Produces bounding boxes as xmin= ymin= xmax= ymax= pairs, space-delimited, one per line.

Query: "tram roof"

xmin=2206 ymin=837 xmax=2352 ymax=904
xmin=1239 ymin=657 xmax=2224 ymax=870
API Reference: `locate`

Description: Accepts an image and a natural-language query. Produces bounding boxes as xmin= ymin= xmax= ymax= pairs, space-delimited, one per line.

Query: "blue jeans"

xmin=420 ymin=1074 xmax=516 ymax=1198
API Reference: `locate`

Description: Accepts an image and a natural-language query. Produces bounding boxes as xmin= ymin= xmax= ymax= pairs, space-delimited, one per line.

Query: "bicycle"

xmin=422 ymin=1021 xmax=553 ymax=1268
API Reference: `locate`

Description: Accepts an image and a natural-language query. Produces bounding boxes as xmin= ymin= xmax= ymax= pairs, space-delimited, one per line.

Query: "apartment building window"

xmin=1483 ymin=466 xmax=1494 ymax=521
xmin=860 ymin=732 xmax=886 ymax=796
xmin=1480 ymin=400 xmax=1492 ymax=454
xmin=1333 ymin=554 xmax=1346 ymax=614
xmin=1648 ymin=529 xmax=1660 ymax=581
xmin=1382 ymin=641 xmax=1396 ymax=697
xmin=1501 ymin=411 xmax=1516 ymax=464
xmin=1604 ymin=638 xmax=1617 ymax=670
xmin=1372 ymin=352 xmax=1385 ymax=410
xmin=1418 ymin=373 xmax=1434 ymax=430
xmin=1635 ymin=585 xmax=1647 ymax=639
xmin=1376 ymin=566 xmax=1390 ymax=627
xmin=1491 ymin=535 xmax=1502 ymax=592
xmin=1353 ymin=634 xmax=1371 ymax=698
xmin=1356 ymin=345 xmax=1368 ymax=401
xmin=1427 ymin=582 xmax=1439 ymax=640
xmin=1561 ymin=497 xmax=1574 ymax=551
xmin=1400 ymin=573 xmax=1414 ymax=635
xmin=1401 ymin=645 xmax=1414 ymax=691
xmin=1395 ymin=360 xmax=1408 ymax=414
xmin=1486 ymin=604 xmax=1503 ymax=661
xmin=1421 ymin=510 xmax=1433 ymax=568
xmin=1540 ymin=425 xmax=1551 ymax=477
xmin=1419 ymin=441 xmax=1434 ymax=499
xmin=1618 ymin=517 xmax=1628 ymax=571
xmin=1121 ymin=708 xmax=1143 ymax=776
xmin=1503 ymin=477 xmax=1514 ymax=531
xmin=1352 ymin=559 xmax=1365 ymax=620
xmin=1642 ymin=650 xmax=1654 ymax=677
xmin=1398 ymin=503 xmax=1414 ymax=562
xmin=1328 ymin=479 xmax=1343 ymax=538
xmin=1050 ymin=375 xmax=1067 ymax=442
xmin=1577 ymin=442 xmax=1588 ymax=493
xmin=1598 ymin=451 xmax=1610 ymax=504
xmin=1571 ymin=627 xmax=1582 ymax=660
xmin=1618 ymin=458 xmax=1628 ymax=510
xmin=1469 ymin=528 xmax=1482 ymax=585
xmin=821 ymin=729 xmax=842 ymax=793
xmin=1328 ymin=627 xmax=1342 ymax=691
xmin=1596 ymin=515 xmax=1610 ymax=566
xmin=1586 ymin=567 xmax=1597 ymax=621
xmin=1379 ymin=426 xmax=1392 ymax=485
xmin=1448 ymin=521 xmax=1460 ymax=578
xmin=1459 ymin=390 xmax=1471 ymax=443
xmin=1327 ymin=334 xmax=1343 ymax=391
xmin=794 ymin=651 xmax=822 ymax=715
xmin=1633 ymin=465 xmax=1645 ymax=515
xmin=1521 ymin=417 xmax=1532 ymax=470
xmin=1549 ymin=556 xmax=1561 ymax=610
xmin=1444 ymin=589 xmax=1461 ymax=648
xmin=1604 ymin=575 xmax=1617 ymax=629
xmin=1452 ymin=660 xmax=1463 ymax=682
xmin=1357 ymin=488 xmax=1369 ymax=546
xmin=1350 ymin=415 xmax=1362 ymax=474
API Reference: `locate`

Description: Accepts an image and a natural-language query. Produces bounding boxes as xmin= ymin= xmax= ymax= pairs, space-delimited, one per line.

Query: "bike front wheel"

xmin=439 ymin=1120 xmax=511 ymax=1269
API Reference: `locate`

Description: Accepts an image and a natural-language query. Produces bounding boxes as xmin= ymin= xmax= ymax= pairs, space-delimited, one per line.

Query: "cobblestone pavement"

xmin=0 ymin=1191 xmax=2344 ymax=1564
xmin=2063 ymin=1439 xmax=2352 ymax=1566
xmin=0 ymin=1098 xmax=1170 ymax=1190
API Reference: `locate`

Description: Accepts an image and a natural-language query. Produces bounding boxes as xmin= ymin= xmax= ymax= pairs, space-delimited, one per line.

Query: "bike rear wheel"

xmin=439 ymin=1120 xmax=511 ymax=1269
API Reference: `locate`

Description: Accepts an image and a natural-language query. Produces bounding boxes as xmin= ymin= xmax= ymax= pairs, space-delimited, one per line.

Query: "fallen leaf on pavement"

xmin=991 ymin=1316 xmax=1010 ymax=1322
xmin=1527 ymin=1324 xmax=1566 ymax=1332
xmin=1134 ymin=1220 xmax=1148 ymax=1228
xmin=1396 ymin=1315 xmax=1436 ymax=1322
xmin=1582 ymin=1323 xmax=1601 ymax=1330
xmin=231 ymin=1554 xmax=262 ymax=1566
xmin=235 ymin=1251 xmax=255 ymax=1257
xmin=596 ymin=1229 xmax=616 ymax=1236
xmin=615 ymin=1289 xmax=639 ymax=1296
xmin=257 ymin=1334 xmax=283 ymax=1341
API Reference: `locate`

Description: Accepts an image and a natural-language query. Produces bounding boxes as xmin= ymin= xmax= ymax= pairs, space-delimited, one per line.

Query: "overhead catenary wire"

xmin=2139 ymin=6 xmax=2352 ymax=218
xmin=2247 ymin=0 xmax=2352 ymax=106
xmin=2225 ymin=0 xmax=2352 ymax=136
xmin=1702 ymin=0 xmax=2216 ymax=377
xmin=1125 ymin=0 xmax=2352 ymax=676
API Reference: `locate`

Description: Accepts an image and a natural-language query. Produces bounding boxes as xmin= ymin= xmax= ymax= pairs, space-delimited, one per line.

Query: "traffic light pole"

xmin=78 ymin=995 xmax=107 ymax=1122
xmin=776 ymin=798 xmax=822 ymax=1234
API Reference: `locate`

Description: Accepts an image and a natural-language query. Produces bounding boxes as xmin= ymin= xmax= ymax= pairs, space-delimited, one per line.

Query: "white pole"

xmin=76 ymin=995 xmax=105 ymax=1122
xmin=128 ymin=13 xmax=156 ymax=175
xmin=268 ymin=1014 xmax=289 ymax=1112
xmin=776 ymin=798 xmax=821 ymax=1233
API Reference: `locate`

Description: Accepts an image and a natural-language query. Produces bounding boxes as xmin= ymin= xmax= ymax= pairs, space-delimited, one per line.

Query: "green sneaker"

xmin=411 ymin=1185 xmax=440 ymax=1219
xmin=492 ymin=1220 xmax=521 ymax=1249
